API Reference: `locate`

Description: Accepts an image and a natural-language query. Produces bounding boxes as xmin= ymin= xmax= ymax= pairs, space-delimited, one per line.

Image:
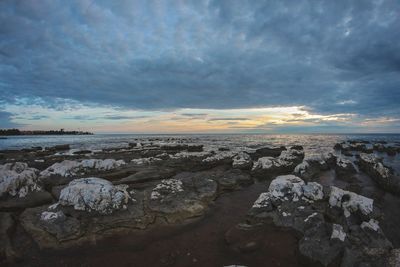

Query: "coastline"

xmin=1 ymin=135 xmax=400 ymax=266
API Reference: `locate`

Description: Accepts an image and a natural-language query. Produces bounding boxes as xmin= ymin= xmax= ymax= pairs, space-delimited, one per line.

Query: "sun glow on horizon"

xmin=3 ymin=99 xmax=383 ymax=133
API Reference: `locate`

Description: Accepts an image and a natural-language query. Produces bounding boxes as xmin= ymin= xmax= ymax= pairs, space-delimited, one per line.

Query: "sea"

xmin=1 ymin=133 xmax=400 ymax=151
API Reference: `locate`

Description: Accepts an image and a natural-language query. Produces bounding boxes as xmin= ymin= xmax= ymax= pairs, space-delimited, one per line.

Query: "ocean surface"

xmin=1 ymin=133 xmax=400 ymax=151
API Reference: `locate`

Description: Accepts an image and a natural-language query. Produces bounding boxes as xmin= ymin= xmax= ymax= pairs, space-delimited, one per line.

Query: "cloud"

xmin=0 ymin=111 xmax=23 ymax=128
xmin=0 ymin=0 xmax=399 ymax=131
xmin=208 ymin=117 xmax=250 ymax=121
xmin=102 ymin=115 xmax=148 ymax=120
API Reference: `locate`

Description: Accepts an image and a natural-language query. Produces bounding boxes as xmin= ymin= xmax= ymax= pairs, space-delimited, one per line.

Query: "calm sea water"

xmin=1 ymin=133 xmax=400 ymax=151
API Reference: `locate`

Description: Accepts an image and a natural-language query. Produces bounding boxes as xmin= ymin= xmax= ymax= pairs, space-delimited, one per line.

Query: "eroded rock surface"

xmin=358 ymin=153 xmax=400 ymax=194
xmin=0 ymin=162 xmax=41 ymax=198
xmin=148 ymin=176 xmax=218 ymax=223
xmin=251 ymin=147 xmax=304 ymax=178
xmin=40 ymin=159 xmax=125 ymax=178
xmin=246 ymin=175 xmax=393 ymax=266
xmin=58 ymin=177 xmax=133 ymax=214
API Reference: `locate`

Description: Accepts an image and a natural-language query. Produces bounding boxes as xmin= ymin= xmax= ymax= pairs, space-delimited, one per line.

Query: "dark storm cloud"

xmin=65 ymin=115 xmax=148 ymax=120
xmin=0 ymin=0 xmax=399 ymax=118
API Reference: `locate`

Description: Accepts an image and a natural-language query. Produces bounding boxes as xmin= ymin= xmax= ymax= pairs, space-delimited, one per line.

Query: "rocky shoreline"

xmin=1 ymin=138 xmax=400 ymax=266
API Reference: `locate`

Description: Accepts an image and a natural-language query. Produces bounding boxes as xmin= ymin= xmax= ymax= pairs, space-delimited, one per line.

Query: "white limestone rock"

xmin=40 ymin=159 xmax=125 ymax=177
xmin=252 ymin=192 xmax=272 ymax=209
xmin=359 ymin=153 xmax=391 ymax=179
xmin=150 ymin=179 xmax=184 ymax=200
xmin=0 ymin=162 xmax=42 ymax=198
xmin=268 ymin=175 xmax=305 ymax=201
xmin=131 ymin=157 xmax=162 ymax=165
xmin=252 ymin=175 xmax=324 ymax=207
xmin=302 ymin=182 xmax=324 ymax=201
xmin=252 ymin=148 xmax=304 ymax=172
xmin=336 ymin=157 xmax=353 ymax=169
xmin=304 ymin=212 xmax=318 ymax=222
xmin=232 ymin=152 xmax=252 ymax=169
xmin=202 ymin=151 xmax=236 ymax=164
xmin=40 ymin=211 xmax=65 ymax=222
xmin=361 ymin=219 xmax=380 ymax=232
xmin=294 ymin=161 xmax=310 ymax=176
xmin=170 ymin=151 xmax=211 ymax=159
xmin=329 ymin=186 xmax=373 ymax=217
xmin=331 ymin=224 xmax=346 ymax=242
xmin=59 ymin=177 xmax=132 ymax=214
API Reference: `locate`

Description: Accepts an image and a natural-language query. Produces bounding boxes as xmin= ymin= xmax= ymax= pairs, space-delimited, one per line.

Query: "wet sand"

xmin=12 ymin=182 xmax=300 ymax=267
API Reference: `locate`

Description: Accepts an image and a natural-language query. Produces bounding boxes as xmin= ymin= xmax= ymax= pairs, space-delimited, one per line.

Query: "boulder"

xmin=20 ymin=179 xmax=151 ymax=249
xmin=58 ymin=177 xmax=132 ymax=214
xmin=0 ymin=162 xmax=41 ymax=198
xmin=39 ymin=159 xmax=126 ymax=187
xmin=335 ymin=156 xmax=357 ymax=178
xmin=232 ymin=152 xmax=252 ymax=170
xmin=251 ymin=148 xmax=304 ymax=178
xmin=246 ymin=175 xmax=392 ymax=266
xmin=357 ymin=153 xmax=400 ymax=194
xmin=294 ymin=153 xmax=334 ymax=181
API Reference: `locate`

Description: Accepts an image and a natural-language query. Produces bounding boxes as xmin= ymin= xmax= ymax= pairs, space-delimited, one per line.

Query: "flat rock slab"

xmin=0 ymin=191 xmax=53 ymax=212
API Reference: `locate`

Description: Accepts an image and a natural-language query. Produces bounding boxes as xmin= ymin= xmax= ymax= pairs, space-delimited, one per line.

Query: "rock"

xmin=161 ymin=144 xmax=188 ymax=151
xmin=335 ymin=156 xmax=357 ymax=178
xmin=187 ymin=145 xmax=203 ymax=152
xmin=294 ymin=153 xmax=333 ymax=181
xmin=334 ymin=142 xmax=373 ymax=153
xmin=387 ymin=248 xmax=400 ymax=267
xmin=268 ymin=175 xmax=305 ymax=201
xmin=361 ymin=218 xmax=380 ymax=232
xmin=116 ymin=167 xmax=176 ymax=185
xmin=232 ymin=152 xmax=252 ymax=170
xmin=21 ymin=146 xmax=42 ymax=153
xmin=246 ymin=175 xmax=391 ymax=266
xmin=46 ymin=144 xmax=70 ymax=151
xmin=249 ymin=146 xmax=286 ymax=159
xmin=72 ymin=150 xmax=92 ymax=155
xmin=0 ymin=191 xmax=53 ymax=211
xmin=128 ymin=142 xmax=137 ymax=148
xmin=148 ymin=176 xmax=217 ymax=223
xmin=328 ymin=186 xmax=374 ymax=218
xmin=215 ymin=169 xmax=253 ymax=190
xmin=299 ymin=222 xmax=344 ymax=266
xmin=302 ymin=182 xmax=324 ymax=201
xmin=201 ymin=151 xmax=236 ymax=166
xmin=331 ymin=223 xmax=346 ymax=241
xmin=39 ymin=159 xmax=126 ymax=185
xmin=20 ymin=191 xmax=153 ymax=249
xmin=251 ymin=148 xmax=304 ymax=178
xmin=0 ymin=162 xmax=42 ymax=198
xmin=58 ymin=177 xmax=133 ymax=214
xmin=357 ymin=153 xmax=400 ymax=194
xmin=0 ymin=212 xmax=17 ymax=263
xmin=131 ymin=157 xmax=162 ymax=165
xmin=248 ymin=175 xmax=324 ymax=224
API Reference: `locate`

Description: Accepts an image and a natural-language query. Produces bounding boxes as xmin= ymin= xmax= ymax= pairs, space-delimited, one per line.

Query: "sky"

xmin=0 ymin=0 xmax=399 ymax=133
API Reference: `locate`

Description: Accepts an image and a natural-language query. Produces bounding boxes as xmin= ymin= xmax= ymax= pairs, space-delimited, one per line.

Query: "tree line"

xmin=0 ymin=129 xmax=93 ymax=136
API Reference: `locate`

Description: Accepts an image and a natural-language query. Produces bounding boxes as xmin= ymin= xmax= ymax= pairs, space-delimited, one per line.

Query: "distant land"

xmin=0 ymin=128 xmax=93 ymax=136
